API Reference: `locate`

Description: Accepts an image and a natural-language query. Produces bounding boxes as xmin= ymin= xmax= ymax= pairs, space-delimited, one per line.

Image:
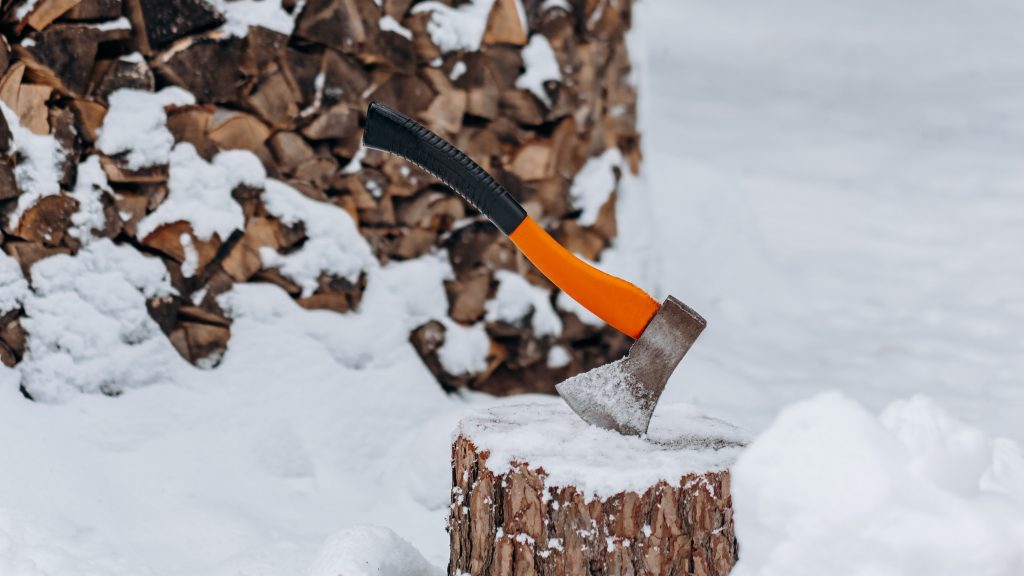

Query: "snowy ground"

xmin=2 ymin=0 xmax=1024 ymax=573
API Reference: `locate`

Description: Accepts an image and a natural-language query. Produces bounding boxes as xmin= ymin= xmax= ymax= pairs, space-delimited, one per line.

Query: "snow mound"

xmin=516 ymin=34 xmax=561 ymax=107
xmin=570 ymin=147 xmax=622 ymax=227
xmin=0 ymin=251 xmax=28 ymax=314
xmin=138 ymin=144 xmax=264 ymax=242
xmin=208 ymin=0 xmax=298 ymax=37
xmin=485 ymin=270 xmax=562 ymax=337
xmin=459 ymin=400 xmax=745 ymax=497
xmin=18 ymin=240 xmax=184 ymax=402
xmin=97 ymin=88 xmax=195 ymax=169
xmin=732 ymin=392 xmax=1024 ymax=576
xmin=259 ymin=179 xmax=375 ymax=297
xmin=68 ymin=155 xmax=113 ymax=243
xmin=307 ymin=525 xmax=443 ymax=576
xmin=1 ymin=101 xmax=65 ymax=228
xmin=412 ymin=0 xmax=496 ymax=53
xmin=436 ymin=318 xmax=489 ymax=376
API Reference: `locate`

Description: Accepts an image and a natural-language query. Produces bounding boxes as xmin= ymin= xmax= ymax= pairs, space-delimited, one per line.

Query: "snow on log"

xmin=450 ymin=402 xmax=745 ymax=576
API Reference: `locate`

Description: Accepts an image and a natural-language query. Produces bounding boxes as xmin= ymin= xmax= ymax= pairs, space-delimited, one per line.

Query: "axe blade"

xmin=556 ymin=296 xmax=706 ymax=436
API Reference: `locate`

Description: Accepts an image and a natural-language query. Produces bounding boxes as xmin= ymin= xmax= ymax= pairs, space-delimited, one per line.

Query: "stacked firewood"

xmin=0 ymin=0 xmax=640 ymax=396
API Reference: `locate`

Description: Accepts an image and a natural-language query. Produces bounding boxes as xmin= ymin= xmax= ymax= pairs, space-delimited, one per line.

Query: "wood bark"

xmin=450 ymin=435 xmax=738 ymax=576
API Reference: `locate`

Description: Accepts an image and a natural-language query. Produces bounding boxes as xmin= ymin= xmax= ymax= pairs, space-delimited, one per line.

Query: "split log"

xmin=126 ymin=0 xmax=224 ymax=54
xmin=207 ymin=108 xmax=272 ymax=153
xmin=13 ymin=24 xmax=104 ymax=97
xmin=0 ymin=108 xmax=17 ymax=199
xmin=1 ymin=62 xmax=54 ymax=134
xmin=450 ymin=403 xmax=743 ymax=576
xmin=294 ymin=0 xmax=377 ymax=55
xmin=154 ymin=34 xmax=247 ymax=104
xmin=483 ymin=0 xmax=528 ymax=47
xmin=62 ymin=0 xmax=122 ymax=22
xmin=91 ymin=55 xmax=155 ymax=103
xmin=15 ymin=0 xmax=81 ymax=32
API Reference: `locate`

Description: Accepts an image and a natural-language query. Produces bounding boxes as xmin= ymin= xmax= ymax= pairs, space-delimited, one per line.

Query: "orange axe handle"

xmin=362 ymin=102 xmax=661 ymax=339
xmin=508 ymin=217 xmax=659 ymax=339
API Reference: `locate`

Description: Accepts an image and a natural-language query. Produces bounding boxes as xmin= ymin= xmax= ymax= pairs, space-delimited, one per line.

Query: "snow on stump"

xmin=450 ymin=402 xmax=745 ymax=576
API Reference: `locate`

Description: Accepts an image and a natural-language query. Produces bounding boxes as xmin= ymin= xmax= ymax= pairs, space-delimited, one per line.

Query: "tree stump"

xmin=450 ymin=402 xmax=745 ymax=576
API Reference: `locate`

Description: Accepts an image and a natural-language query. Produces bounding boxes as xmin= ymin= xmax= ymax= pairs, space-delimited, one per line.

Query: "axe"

xmin=362 ymin=102 xmax=706 ymax=436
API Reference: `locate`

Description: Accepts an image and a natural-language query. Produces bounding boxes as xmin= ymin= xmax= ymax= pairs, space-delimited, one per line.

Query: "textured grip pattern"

xmin=362 ymin=102 xmax=528 ymax=235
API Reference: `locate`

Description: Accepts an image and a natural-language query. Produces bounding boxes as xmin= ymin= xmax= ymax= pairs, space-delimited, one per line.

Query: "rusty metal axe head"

xmin=555 ymin=296 xmax=706 ymax=436
xmin=362 ymin=102 xmax=706 ymax=437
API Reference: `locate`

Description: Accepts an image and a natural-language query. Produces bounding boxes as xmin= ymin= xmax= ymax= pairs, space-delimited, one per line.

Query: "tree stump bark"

xmin=450 ymin=403 xmax=744 ymax=576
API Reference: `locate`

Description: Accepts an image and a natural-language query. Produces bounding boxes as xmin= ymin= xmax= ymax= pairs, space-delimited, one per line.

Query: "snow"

xmin=485 ymin=270 xmax=562 ymax=337
xmin=259 ymin=179 xmax=375 ymax=296
xmin=0 ymin=0 xmax=1021 ymax=573
xmin=137 ymin=145 xmax=264 ymax=242
xmin=208 ymin=0 xmax=298 ymax=37
xmin=307 ymin=525 xmax=443 ymax=576
xmin=120 ymin=52 xmax=145 ymax=64
xmin=515 ymin=34 xmax=561 ymax=107
xmin=436 ymin=318 xmax=490 ymax=376
xmin=179 ymin=233 xmax=199 ymax=278
xmin=96 ymin=88 xmax=196 ymax=169
xmin=0 ymin=252 xmax=28 ymax=314
xmin=379 ymin=14 xmax=413 ymax=40
xmin=546 ymin=344 xmax=570 ymax=369
xmin=1 ymin=102 xmax=65 ymax=228
xmin=67 ymin=156 xmax=113 ymax=242
xmin=458 ymin=401 xmax=744 ymax=498
xmin=731 ymin=393 xmax=1024 ymax=576
xmin=18 ymin=240 xmax=179 ymax=403
xmin=569 ymin=147 xmax=622 ymax=227
xmin=449 ymin=60 xmax=467 ymax=81
xmin=14 ymin=0 xmax=38 ymax=19
xmin=540 ymin=0 xmax=571 ymax=13
xmin=91 ymin=16 xmax=131 ymax=32
xmin=411 ymin=0 xmax=496 ymax=53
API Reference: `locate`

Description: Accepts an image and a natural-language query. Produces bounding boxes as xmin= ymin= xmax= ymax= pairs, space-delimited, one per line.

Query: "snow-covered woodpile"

xmin=450 ymin=403 xmax=743 ymax=576
xmin=0 ymin=0 xmax=639 ymax=396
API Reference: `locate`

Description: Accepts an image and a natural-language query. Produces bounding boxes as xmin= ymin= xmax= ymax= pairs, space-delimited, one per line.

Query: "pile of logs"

xmin=0 ymin=0 xmax=641 ymax=396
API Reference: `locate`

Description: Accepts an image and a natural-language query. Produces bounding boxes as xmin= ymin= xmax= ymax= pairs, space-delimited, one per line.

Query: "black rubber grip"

xmin=362 ymin=102 xmax=528 ymax=235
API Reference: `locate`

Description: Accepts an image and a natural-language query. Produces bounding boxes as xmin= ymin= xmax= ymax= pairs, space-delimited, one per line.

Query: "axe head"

xmin=556 ymin=296 xmax=706 ymax=436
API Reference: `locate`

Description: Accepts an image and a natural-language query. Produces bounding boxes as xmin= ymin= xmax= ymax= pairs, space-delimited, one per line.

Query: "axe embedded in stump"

xmin=450 ymin=402 xmax=742 ymax=575
xmin=363 ymin=102 xmax=706 ymax=435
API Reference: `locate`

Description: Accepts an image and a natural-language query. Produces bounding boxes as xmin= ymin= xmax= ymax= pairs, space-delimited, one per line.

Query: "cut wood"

xmin=154 ymin=34 xmax=246 ymax=104
xmin=62 ymin=0 xmax=122 ymax=22
xmin=301 ymin=103 xmax=358 ymax=141
xmin=126 ymin=0 xmax=224 ymax=53
xmin=91 ymin=55 xmax=155 ymax=103
xmin=0 ymin=0 xmax=645 ymax=389
xmin=483 ymin=0 xmax=528 ymax=46
xmin=11 ymin=195 xmax=78 ymax=246
xmin=294 ymin=0 xmax=376 ymax=54
xmin=450 ymin=403 xmax=743 ymax=576
xmin=1 ymin=62 xmax=54 ymax=134
xmin=268 ymin=131 xmax=315 ymax=173
xmin=166 ymin=104 xmax=216 ymax=158
xmin=208 ymin=108 xmax=272 ymax=153
xmin=17 ymin=0 xmax=82 ymax=32
xmin=13 ymin=24 xmax=104 ymax=96
xmin=244 ymin=66 xmax=301 ymax=129
xmin=68 ymin=98 xmax=107 ymax=141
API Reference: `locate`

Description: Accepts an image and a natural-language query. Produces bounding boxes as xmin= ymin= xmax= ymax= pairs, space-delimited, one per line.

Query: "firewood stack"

xmin=0 ymin=0 xmax=640 ymax=396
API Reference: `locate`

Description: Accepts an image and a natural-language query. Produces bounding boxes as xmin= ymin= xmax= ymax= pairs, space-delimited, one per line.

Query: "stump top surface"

xmin=458 ymin=400 xmax=746 ymax=497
